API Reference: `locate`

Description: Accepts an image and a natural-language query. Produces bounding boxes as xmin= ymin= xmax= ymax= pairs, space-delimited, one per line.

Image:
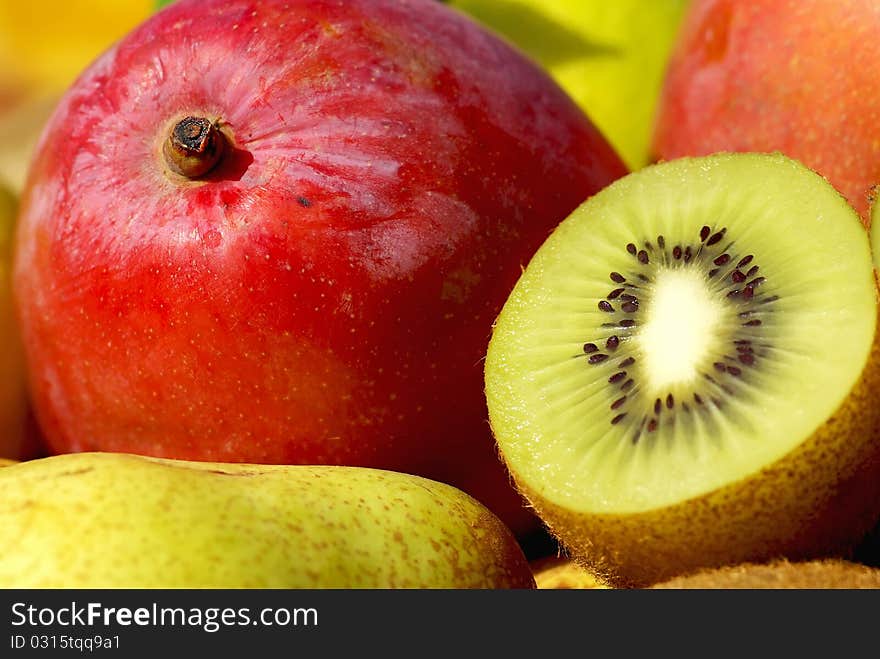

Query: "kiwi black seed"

xmin=575 ymin=220 xmax=777 ymax=446
xmin=485 ymin=153 xmax=880 ymax=588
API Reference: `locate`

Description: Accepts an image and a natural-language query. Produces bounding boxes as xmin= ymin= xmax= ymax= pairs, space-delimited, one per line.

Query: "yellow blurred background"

xmin=0 ymin=0 xmax=154 ymax=192
xmin=0 ymin=2 xmax=154 ymax=460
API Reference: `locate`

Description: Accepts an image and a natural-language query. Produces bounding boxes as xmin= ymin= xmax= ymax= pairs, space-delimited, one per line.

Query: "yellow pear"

xmin=0 ymin=452 xmax=536 ymax=588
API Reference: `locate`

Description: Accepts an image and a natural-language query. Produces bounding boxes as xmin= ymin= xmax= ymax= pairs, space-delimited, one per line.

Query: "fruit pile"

xmin=1 ymin=0 xmax=880 ymax=589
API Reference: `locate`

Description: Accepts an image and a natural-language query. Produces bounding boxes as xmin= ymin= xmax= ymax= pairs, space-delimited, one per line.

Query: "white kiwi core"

xmin=638 ymin=267 xmax=723 ymax=391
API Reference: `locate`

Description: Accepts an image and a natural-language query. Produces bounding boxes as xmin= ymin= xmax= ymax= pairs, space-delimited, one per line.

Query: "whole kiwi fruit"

xmin=653 ymin=559 xmax=880 ymax=589
xmin=531 ymin=556 xmax=610 ymax=589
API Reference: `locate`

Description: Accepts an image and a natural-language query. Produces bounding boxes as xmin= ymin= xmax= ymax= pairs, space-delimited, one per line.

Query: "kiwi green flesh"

xmin=486 ymin=152 xmax=876 ymax=514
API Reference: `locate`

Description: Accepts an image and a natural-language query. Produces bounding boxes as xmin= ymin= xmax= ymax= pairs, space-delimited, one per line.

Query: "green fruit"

xmin=485 ymin=152 xmax=880 ymax=587
xmin=0 ymin=452 xmax=536 ymax=588
xmin=0 ymin=184 xmax=28 ymax=459
xmin=652 ymin=559 xmax=880 ymax=589
xmin=447 ymin=0 xmax=689 ymax=169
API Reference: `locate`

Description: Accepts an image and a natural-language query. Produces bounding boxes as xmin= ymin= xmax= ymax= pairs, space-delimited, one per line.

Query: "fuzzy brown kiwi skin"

xmin=504 ymin=301 xmax=880 ymax=589
xmin=530 ymin=556 xmax=611 ymax=589
xmin=652 ymin=559 xmax=880 ymax=589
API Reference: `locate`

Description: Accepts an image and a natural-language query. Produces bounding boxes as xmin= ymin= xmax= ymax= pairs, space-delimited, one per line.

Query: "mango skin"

xmin=0 ymin=452 xmax=536 ymax=589
xmin=653 ymin=0 xmax=880 ymax=223
xmin=13 ymin=0 xmax=626 ymax=539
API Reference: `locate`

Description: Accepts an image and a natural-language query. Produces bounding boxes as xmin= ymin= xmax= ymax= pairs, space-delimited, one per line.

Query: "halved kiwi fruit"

xmin=485 ymin=152 xmax=880 ymax=588
xmin=652 ymin=559 xmax=880 ymax=589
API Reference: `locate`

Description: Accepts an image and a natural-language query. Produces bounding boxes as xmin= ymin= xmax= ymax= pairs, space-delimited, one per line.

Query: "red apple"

xmin=13 ymin=0 xmax=626 ymax=534
xmin=653 ymin=0 xmax=880 ymax=223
